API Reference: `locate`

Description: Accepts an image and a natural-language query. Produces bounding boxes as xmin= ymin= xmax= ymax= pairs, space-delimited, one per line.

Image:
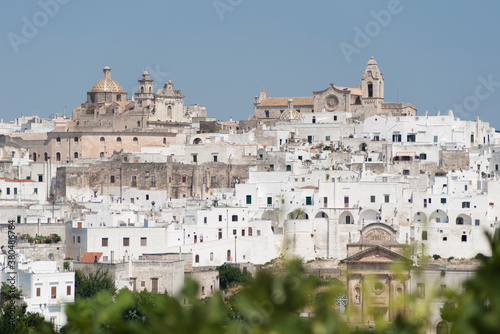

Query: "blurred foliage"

xmin=74 ymin=268 xmax=116 ymax=300
xmin=216 ymin=263 xmax=253 ymax=290
xmin=0 ymin=282 xmax=45 ymax=334
xmin=30 ymin=230 xmax=500 ymax=333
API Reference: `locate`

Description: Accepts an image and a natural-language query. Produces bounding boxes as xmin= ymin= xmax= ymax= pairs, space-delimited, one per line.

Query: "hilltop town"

xmin=1 ymin=58 xmax=497 ymax=330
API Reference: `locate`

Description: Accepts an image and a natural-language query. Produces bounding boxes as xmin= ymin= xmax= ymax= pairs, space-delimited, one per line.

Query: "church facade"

xmin=253 ymin=58 xmax=416 ymax=122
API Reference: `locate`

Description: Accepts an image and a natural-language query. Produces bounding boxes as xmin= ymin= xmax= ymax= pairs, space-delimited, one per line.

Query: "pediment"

xmin=343 ymin=245 xmax=409 ymax=264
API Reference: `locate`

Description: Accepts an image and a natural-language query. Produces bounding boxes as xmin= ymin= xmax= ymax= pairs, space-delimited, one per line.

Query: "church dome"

xmin=280 ymin=108 xmax=302 ymax=120
xmin=91 ymin=67 xmax=124 ymax=92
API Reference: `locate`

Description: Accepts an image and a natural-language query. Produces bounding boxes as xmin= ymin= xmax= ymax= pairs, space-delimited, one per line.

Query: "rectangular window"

xmin=34 ymin=188 xmax=38 ymax=194
xmin=36 ymin=287 xmax=41 ymax=297
xmin=384 ymin=194 xmax=390 ymax=203
xmin=13 ymin=188 xmax=17 ymax=195
xmin=51 ymin=286 xmax=57 ymax=299
xmin=475 ymin=219 xmax=480 ymax=226
xmin=150 ymin=175 xmax=156 ymax=187
xmin=67 ymin=286 xmax=71 ymax=296
xmin=462 ymin=235 xmax=467 ymax=242
xmin=269 ymin=164 xmax=274 ymax=171
xmin=370 ymin=195 xmax=375 ymax=203
xmin=246 ymin=195 xmax=252 ymax=204
xmin=306 ymin=196 xmax=312 ymax=205
xmin=219 ymin=215 xmax=222 ymax=222
xmin=419 ymin=153 xmax=427 ymax=160
xmin=267 ymin=197 xmax=272 ymax=205
xmin=6 ymin=188 xmax=10 ymax=195
xmin=433 ymin=136 xmax=438 ymax=143
xmin=182 ymin=176 xmax=187 ymax=183
xmin=403 ymin=169 xmax=410 ymax=176
xmin=307 ymin=136 xmax=313 ymax=144
xmin=38 ymin=174 xmax=43 ymax=182
xmin=213 ymin=155 xmax=218 ymax=162
xmin=344 ymin=196 xmax=349 ymax=208
xmin=286 ymin=165 xmax=291 ymax=171
xmin=298 ymin=156 xmax=302 ymax=160
xmin=241 ymin=229 xmax=245 ymax=236
xmin=102 ymin=238 xmax=108 ymax=247
xmin=211 ymin=176 xmax=216 ymax=184
xmin=204 ymin=217 xmax=207 ymax=224
xmin=471 ymin=134 xmax=474 ymax=143
xmin=407 ymin=134 xmax=416 ymax=142
xmin=233 ymin=229 xmax=237 ymax=235
xmin=151 ymin=278 xmax=158 ymax=293
xmin=232 ymin=215 xmax=238 ymax=222
xmin=325 ymin=136 xmax=331 ymax=141
xmin=77 ymin=236 xmax=81 ymax=243
xmin=417 ymin=283 xmax=425 ymax=299
xmin=373 ymin=135 xmax=380 ymax=141
xmin=131 ymin=176 xmax=137 ymax=187
xmin=441 ymin=198 xmax=446 ymax=204
xmin=110 ymin=175 xmax=115 ymax=183
xmin=462 ymin=202 xmax=470 ymax=208
xmin=265 ymin=110 xmax=269 ymax=118
xmin=392 ymin=133 xmax=402 ymax=142
xmin=146 ymin=194 xmax=149 ymax=200
xmin=123 ymin=237 xmax=130 ymax=246
xmin=192 ymin=154 xmax=197 ymax=163
xmin=141 ymin=237 xmax=147 ymax=246
xmin=333 ymin=115 xmax=337 ymax=121
xmin=422 ymin=231 xmax=427 ymax=240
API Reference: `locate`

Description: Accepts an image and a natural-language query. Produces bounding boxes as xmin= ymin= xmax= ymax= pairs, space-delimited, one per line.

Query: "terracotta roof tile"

xmin=80 ymin=252 xmax=103 ymax=263
xmin=259 ymin=97 xmax=313 ymax=107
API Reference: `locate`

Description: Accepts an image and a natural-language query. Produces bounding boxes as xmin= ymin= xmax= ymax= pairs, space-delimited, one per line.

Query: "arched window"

xmin=141 ymin=86 xmax=144 ymax=93
xmin=163 ymin=138 xmax=167 ymax=145
xmin=74 ymin=152 xmax=78 ymax=159
xmin=133 ymin=137 xmax=138 ymax=145
xmin=56 ymin=152 xmax=61 ymax=162
xmin=368 ymin=83 xmax=373 ymax=97
xmin=149 ymin=87 xmax=152 ymax=93
xmin=167 ymin=106 xmax=172 ymax=117
xmin=436 ymin=321 xmax=449 ymax=334
xmin=227 ymin=250 xmax=231 ymax=262
xmin=456 ymin=217 xmax=464 ymax=225
xmin=44 ymin=153 xmax=48 ymax=161
xmin=74 ymin=137 xmax=78 ymax=142
xmin=100 ymin=137 xmax=105 ymax=142
xmin=100 ymin=152 xmax=105 ymax=158
xmin=32 ymin=153 xmax=37 ymax=162
xmin=210 ymin=252 xmax=214 ymax=261
xmin=56 ymin=137 xmax=61 ymax=143
xmin=116 ymin=94 xmax=121 ymax=102
xmin=116 ymin=137 xmax=122 ymax=143
xmin=195 ymin=255 xmax=199 ymax=263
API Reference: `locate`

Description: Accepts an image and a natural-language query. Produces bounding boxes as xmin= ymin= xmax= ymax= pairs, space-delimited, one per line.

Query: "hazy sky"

xmin=1 ymin=1 xmax=500 ymax=127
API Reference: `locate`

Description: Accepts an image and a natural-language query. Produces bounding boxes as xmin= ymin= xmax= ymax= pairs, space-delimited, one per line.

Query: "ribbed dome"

xmin=280 ymin=108 xmax=302 ymax=120
xmin=91 ymin=67 xmax=124 ymax=92
xmin=91 ymin=78 xmax=123 ymax=92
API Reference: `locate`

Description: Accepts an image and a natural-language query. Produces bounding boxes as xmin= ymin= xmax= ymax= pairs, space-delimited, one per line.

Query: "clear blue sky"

xmin=1 ymin=0 xmax=500 ymax=127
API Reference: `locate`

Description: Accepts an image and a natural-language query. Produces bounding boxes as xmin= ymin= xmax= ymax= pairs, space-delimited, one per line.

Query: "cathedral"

xmin=253 ymin=57 xmax=416 ymax=122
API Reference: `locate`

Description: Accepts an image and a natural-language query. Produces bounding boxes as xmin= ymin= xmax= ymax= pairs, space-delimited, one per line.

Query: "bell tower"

xmin=361 ymin=57 xmax=384 ymax=103
xmin=135 ymin=70 xmax=154 ymax=107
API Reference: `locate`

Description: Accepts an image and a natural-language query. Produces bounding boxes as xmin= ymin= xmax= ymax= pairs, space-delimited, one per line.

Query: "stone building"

xmin=253 ymin=57 xmax=416 ymax=122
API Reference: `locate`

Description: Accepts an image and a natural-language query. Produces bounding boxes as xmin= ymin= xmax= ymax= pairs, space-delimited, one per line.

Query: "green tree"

xmin=75 ymin=268 xmax=116 ymax=299
xmin=216 ymin=263 xmax=252 ymax=290
xmin=0 ymin=282 xmax=45 ymax=334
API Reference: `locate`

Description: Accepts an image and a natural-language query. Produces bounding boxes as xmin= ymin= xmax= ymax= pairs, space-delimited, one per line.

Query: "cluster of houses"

xmin=0 ymin=58 xmax=498 ymax=332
